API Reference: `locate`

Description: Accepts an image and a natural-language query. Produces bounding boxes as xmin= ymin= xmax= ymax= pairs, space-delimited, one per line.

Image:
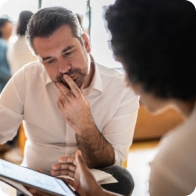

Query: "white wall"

xmin=90 ymin=0 xmax=122 ymax=68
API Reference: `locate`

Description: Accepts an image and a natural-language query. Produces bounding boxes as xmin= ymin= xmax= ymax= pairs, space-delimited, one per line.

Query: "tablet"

xmin=0 ymin=159 xmax=77 ymax=196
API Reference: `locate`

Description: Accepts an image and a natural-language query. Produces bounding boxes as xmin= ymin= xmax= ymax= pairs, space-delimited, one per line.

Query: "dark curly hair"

xmin=105 ymin=0 xmax=196 ymax=101
xmin=26 ymin=6 xmax=83 ymax=54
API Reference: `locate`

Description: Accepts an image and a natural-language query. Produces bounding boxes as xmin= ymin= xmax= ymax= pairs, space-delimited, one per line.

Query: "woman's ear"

xmin=81 ymin=33 xmax=91 ymax=53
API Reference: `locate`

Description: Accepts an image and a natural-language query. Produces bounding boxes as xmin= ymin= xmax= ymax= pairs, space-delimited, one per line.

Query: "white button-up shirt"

xmin=0 ymin=60 xmax=139 ymax=174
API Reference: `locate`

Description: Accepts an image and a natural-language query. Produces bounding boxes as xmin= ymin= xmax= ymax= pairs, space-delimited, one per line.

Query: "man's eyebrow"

xmin=62 ymin=45 xmax=75 ymax=53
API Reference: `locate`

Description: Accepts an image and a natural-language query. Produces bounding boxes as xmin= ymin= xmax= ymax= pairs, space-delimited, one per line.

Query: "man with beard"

xmin=0 ymin=6 xmax=139 ymax=196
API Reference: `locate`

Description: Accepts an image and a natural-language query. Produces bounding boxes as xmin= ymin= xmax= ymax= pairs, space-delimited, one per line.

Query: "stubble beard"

xmin=55 ymin=68 xmax=88 ymax=89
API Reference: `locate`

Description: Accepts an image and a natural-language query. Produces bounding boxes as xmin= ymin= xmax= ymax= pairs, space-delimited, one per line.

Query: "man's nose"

xmin=58 ymin=59 xmax=71 ymax=73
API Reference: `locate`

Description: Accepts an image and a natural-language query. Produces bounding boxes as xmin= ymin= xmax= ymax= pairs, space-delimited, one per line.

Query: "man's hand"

xmin=60 ymin=150 xmax=118 ymax=196
xmin=56 ymin=74 xmax=115 ymax=168
xmin=26 ymin=151 xmax=118 ymax=196
xmin=51 ymin=155 xmax=76 ymax=178
xmin=60 ymin=150 xmax=103 ymax=196
xmin=56 ymin=74 xmax=95 ymax=135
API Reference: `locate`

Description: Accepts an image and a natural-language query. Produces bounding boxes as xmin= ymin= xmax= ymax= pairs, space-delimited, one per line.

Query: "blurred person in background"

xmin=7 ymin=10 xmax=37 ymax=75
xmin=0 ymin=17 xmax=12 ymax=153
xmin=0 ymin=17 xmax=12 ymax=93
xmin=4 ymin=10 xmax=37 ymax=164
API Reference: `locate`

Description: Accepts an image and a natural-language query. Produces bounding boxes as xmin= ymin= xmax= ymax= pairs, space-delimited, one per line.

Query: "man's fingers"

xmin=51 ymin=162 xmax=76 ymax=177
xmin=80 ymin=84 xmax=84 ymax=94
xmin=58 ymin=155 xmax=75 ymax=164
xmin=52 ymin=155 xmax=76 ymax=175
xmin=51 ymin=169 xmax=60 ymax=176
xmin=52 ymin=163 xmax=76 ymax=171
xmin=57 ymin=82 xmax=77 ymax=101
xmin=57 ymin=98 xmax=64 ymax=109
xmin=51 ymin=169 xmax=75 ymax=178
xmin=56 ymin=81 xmax=69 ymax=94
xmin=36 ymin=168 xmax=43 ymax=173
xmin=63 ymin=74 xmax=81 ymax=98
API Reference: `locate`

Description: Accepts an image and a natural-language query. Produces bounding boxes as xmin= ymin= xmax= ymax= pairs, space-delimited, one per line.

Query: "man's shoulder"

xmin=22 ymin=61 xmax=41 ymax=72
xmin=96 ymin=63 xmax=137 ymax=100
xmin=13 ymin=61 xmax=42 ymax=80
xmin=96 ymin=63 xmax=135 ymax=96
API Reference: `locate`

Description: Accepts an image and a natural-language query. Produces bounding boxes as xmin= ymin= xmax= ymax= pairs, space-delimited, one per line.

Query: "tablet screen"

xmin=0 ymin=159 xmax=76 ymax=196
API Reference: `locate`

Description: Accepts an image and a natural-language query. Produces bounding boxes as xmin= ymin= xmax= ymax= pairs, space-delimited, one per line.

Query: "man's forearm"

xmin=76 ymin=123 xmax=115 ymax=168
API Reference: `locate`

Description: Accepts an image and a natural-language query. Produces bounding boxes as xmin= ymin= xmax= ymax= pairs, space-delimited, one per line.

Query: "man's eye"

xmin=64 ymin=51 xmax=73 ymax=56
xmin=46 ymin=59 xmax=55 ymax=64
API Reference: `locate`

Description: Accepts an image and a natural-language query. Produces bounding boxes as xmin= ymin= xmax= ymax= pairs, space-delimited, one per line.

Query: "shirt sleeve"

xmin=103 ymin=93 xmax=139 ymax=166
xmin=0 ymin=71 xmax=24 ymax=144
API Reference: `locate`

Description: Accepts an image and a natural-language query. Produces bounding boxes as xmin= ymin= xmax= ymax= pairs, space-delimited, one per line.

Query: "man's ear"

xmin=81 ymin=33 xmax=91 ymax=53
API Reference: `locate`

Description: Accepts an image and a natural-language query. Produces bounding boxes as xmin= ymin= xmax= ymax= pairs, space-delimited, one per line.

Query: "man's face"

xmin=33 ymin=25 xmax=91 ymax=89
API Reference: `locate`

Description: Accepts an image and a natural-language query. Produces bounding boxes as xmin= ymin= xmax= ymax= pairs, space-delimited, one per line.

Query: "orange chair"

xmin=122 ymin=159 xmax=128 ymax=168
xmin=18 ymin=123 xmax=26 ymax=156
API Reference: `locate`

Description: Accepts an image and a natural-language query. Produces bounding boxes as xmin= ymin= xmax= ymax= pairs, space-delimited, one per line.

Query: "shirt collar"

xmin=84 ymin=55 xmax=103 ymax=95
xmin=45 ymin=71 xmax=52 ymax=85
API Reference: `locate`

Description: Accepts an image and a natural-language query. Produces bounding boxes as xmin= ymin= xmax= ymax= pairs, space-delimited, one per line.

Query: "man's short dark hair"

xmin=26 ymin=6 xmax=83 ymax=54
xmin=105 ymin=0 xmax=196 ymax=101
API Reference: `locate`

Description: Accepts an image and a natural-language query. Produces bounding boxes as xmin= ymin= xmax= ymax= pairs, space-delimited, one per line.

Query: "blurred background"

xmin=0 ymin=0 xmax=122 ymax=68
